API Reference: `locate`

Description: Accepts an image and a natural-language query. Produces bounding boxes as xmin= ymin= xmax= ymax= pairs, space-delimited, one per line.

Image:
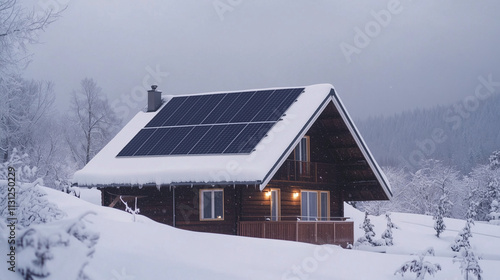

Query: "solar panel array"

xmin=117 ymin=88 xmax=304 ymax=157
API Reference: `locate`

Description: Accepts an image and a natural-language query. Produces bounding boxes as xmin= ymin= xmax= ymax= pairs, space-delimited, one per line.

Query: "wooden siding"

xmin=238 ymin=221 xmax=354 ymax=247
xmin=101 ymin=185 xmax=239 ymax=235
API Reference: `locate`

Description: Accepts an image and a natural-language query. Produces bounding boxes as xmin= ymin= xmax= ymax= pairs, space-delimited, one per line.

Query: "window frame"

xmin=300 ymin=190 xmax=330 ymax=221
xmin=199 ymin=189 xmax=224 ymax=221
xmin=294 ymin=136 xmax=310 ymax=162
xmin=269 ymin=188 xmax=281 ymax=221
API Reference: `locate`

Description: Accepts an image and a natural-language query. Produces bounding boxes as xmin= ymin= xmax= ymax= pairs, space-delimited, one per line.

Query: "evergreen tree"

xmin=466 ymin=199 xmax=478 ymax=221
xmin=381 ymin=213 xmax=396 ymax=246
xmin=454 ymin=245 xmax=482 ymax=280
xmin=451 ymin=219 xmax=473 ymax=252
xmin=433 ymin=193 xmax=451 ymax=237
xmin=355 ymin=212 xmax=379 ymax=246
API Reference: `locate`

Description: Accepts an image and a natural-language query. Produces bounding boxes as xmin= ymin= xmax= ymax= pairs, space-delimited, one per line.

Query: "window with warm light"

xmin=200 ymin=189 xmax=224 ymax=220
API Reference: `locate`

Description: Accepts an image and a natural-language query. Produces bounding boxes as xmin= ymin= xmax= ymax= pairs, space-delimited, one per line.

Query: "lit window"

xmin=200 ymin=189 xmax=224 ymax=220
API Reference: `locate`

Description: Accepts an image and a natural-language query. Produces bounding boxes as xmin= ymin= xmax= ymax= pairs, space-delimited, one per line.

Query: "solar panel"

xmin=117 ymin=87 xmax=304 ymax=157
xmin=117 ymin=129 xmax=155 ymax=157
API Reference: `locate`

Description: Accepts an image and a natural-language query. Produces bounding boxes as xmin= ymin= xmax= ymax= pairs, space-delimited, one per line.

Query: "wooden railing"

xmin=272 ymin=160 xmax=337 ymax=183
xmin=238 ymin=219 xmax=354 ymax=248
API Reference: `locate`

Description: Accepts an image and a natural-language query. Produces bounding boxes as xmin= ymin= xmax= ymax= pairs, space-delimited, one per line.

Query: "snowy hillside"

xmin=1 ymin=186 xmax=499 ymax=280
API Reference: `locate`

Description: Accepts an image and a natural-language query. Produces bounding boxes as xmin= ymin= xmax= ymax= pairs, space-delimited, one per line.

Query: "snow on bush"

xmin=16 ymin=212 xmax=99 ymax=280
xmin=0 ymin=148 xmax=38 ymax=183
xmin=487 ymin=198 xmax=500 ymax=225
xmin=451 ymin=219 xmax=474 ymax=252
xmin=119 ymin=196 xmax=140 ymax=222
xmin=0 ymin=179 xmax=66 ymax=229
xmin=453 ymin=245 xmax=483 ymax=280
xmin=394 ymin=247 xmax=441 ymax=280
xmin=450 ymin=217 xmax=483 ymax=279
xmin=381 ymin=213 xmax=397 ymax=246
xmin=354 ymin=212 xmax=384 ymax=247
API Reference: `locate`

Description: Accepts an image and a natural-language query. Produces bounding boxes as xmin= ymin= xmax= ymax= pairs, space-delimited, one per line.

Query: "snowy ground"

xmin=2 ymin=187 xmax=500 ymax=280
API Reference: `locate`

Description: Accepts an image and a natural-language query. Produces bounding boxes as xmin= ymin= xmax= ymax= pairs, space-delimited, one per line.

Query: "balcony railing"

xmin=238 ymin=218 xmax=353 ymax=247
xmin=272 ymin=160 xmax=337 ymax=183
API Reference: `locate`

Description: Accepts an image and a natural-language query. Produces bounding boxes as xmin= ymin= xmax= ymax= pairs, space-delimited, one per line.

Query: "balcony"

xmin=272 ymin=160 xmax=337 ymax=183
xmin=238 ymin=216 xmax=353 ymax=247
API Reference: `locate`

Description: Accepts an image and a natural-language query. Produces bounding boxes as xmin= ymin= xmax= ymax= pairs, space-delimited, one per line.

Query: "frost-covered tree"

xmin=488 ymin=198 xmax=500 ymax=224
xmin=433 ymin=193 xmax=452 ymax=237
xmin=66 ymin=78 xmax=121 ymax=168
xmin=465 ymin=196 xmax=479 ymax=221
xmin=0 ymin=0 xmax=63 ymax=74
xmin=381 ymin=212 xmax=397 ymax=246
xmin=0 ymin=77 xmax=77 ymax=187
xmin=403 ymin=160 xmax=459 ymax=216
xmin=454 ymin=245 xmax=482 ymax=280
xmin=490 ymin=150 xmax=500 ymax=170
xmin=468 ymin=150 xmax=500 ymax=221
xmin=395 ymin=247 xmax=441 ymax=280
xmin=16 ymin=212 xmax=99 ymax=280
xmin=120 ymin=196 xmax=140 ymax=222
xmin=0 ymin=179 xmax=65 ymax=229
xmin=0 ymin=76 xmax=55 ymax=161
xmin=355 ymin=212 xmax=383 ymax=246
xmin=358 ymin=167 xmax=409 ymax=215
xmin=451 ymin=219 xmax=474 ymax=253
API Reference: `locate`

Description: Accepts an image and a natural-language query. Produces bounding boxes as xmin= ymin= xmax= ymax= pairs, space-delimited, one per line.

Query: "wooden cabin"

xmin=74 ymin=84 xmax=392 ymax=247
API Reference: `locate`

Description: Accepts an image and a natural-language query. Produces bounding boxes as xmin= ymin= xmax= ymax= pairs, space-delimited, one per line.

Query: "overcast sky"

xmin=23 ymin=0 xmax=500 ymax=121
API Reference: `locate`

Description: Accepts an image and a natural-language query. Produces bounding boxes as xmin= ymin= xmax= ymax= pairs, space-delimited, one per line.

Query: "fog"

xmin=23 ymin=0 xmax=500 ymax=120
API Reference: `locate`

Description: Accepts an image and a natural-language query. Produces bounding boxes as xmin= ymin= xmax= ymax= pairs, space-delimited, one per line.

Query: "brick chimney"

xmin=147 ymin=85 xmax=162 ymax=112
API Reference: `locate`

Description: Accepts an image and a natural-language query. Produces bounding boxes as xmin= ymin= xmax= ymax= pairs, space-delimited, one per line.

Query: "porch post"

xmin=172 ymin=186 xmax=176 ymax=228
xmin=295 ymin=221 xmax=299 ymax=242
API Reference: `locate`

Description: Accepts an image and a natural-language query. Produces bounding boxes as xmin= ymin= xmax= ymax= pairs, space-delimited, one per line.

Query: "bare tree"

xmin=67 ymin=78 xmax=121 ymax=167
xmin=0 ymin=0 xmax=64 ymax=74
xmin=0 ymin=76 xmax=55 ymax=161
xmin=401 ymin=160 xmax=460 ymax=216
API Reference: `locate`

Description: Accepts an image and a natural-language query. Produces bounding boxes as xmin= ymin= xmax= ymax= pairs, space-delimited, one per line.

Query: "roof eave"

xmin=329 ymin=89 xmax=393 ymax=199
xmin=259 ymin=93 xmax=334 ymax=191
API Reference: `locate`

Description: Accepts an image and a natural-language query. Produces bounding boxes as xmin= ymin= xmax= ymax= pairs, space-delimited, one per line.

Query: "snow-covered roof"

xmin=74 ymin=84 xmax=391 ymax=198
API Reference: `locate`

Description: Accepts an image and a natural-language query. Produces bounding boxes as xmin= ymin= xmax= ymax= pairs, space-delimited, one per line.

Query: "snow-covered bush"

xmin=489 ymin=150 xmax=500 ymax=170
xmin=453 ymin=245 xmax=482 ymax=280
xmin=0 ymin=179 xmax=66 ymax=229
xmin=487 ymin=196 xmax=500 ymax=225
xmin=451 ymin=219 xmax=474 ymax=252
xmin=433 ymin=200 xmax=447 ymax=238
xmin=395 ymin=247 xmax=441 ymax=280
xmin=381 ymin=213 xmax=397 ymax=246
xmin=355 ymin=212 xmax=383 ymax=247
xmin=120 ymin=196 xmax=140 ymax=222
xmin=0 ymin=148 xmax=38 ymax=183
xmin=16 ymin=212 xmax=99 ymax=280
xmin=466 ymin=199 xmax=478 ymax=221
